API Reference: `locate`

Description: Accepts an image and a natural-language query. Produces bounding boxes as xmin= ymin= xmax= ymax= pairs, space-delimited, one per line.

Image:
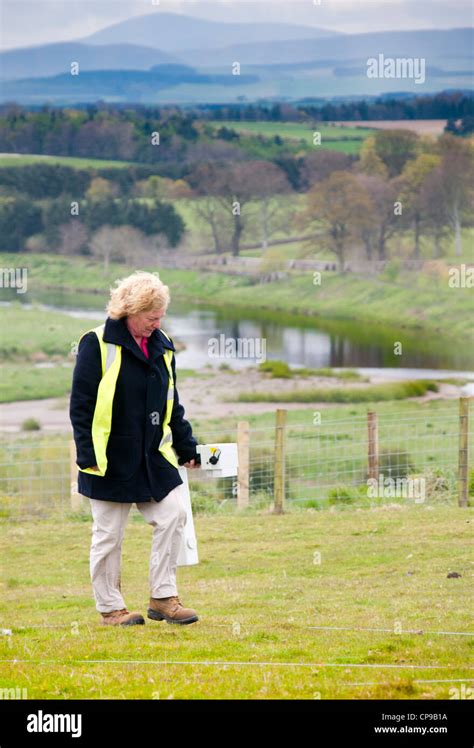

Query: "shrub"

xmin=327 ymin=486 xmax=357 ymax=505
xmin=21 ymin=418 xmax=41 ymax=431
xmin=258 ymin=360 xmax=292 ymax=378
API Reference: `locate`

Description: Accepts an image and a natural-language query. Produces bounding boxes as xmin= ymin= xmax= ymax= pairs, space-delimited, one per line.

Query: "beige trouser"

xmin=89 ymin=484 xmax=188 ymax=613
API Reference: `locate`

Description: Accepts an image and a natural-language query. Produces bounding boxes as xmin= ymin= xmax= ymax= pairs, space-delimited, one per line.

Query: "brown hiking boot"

xmin=147 ymin=596 xmax=198 ymax=625
xmin=100 ymin=608 xmax=145 ymax=626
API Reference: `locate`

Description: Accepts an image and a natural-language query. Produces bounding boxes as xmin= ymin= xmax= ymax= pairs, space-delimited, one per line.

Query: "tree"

xmin=134 ymin=175 xmax=193 ymax=200
xmin=298 ymin=171 xmax=373 ymax=269
xmin=190 ymin=193 xmax=229 ymax=254
xmin=434 ymin=135 xmax=474 ymax=256
xmin=419 ymin=169 xmax=451 ymax=258
xmin=42 ymin=197 xmax=77 ymax=249
xmin=58 ymin=220 xmax=89 ymax=256
xmin=85 ymin=177 xmax=118 ymax=202
xmin=75 ymin=120 xmax=135 ymax=160
xmin=82 ymin=198 xmax=184 ymax=247
xmin=89 ymin=225 xmax=124 ymax=271
xmin=188 ymin=161 xmax=260 ymax=256
xmin=398 ymin=153 xmax=441 ymax=258
xmin=0 ymin=164 xmax=90 ymax=199
xmin=300 ymin=149 xmax=352 ymax=188
xmin=0 ymin=197 xmax=43 ymax=252
xmin=240 ymin=161 xmax=292 ymax=250
xmin=356 ymin=137 xmax=389 ymax=179
xmin=354 ymin=174 xmax=400 ymax=261
xmin=124 ymin=200 xmax=184 ymax=246
xmin=372 ymin=129 xmax=419 ymax=177
xmin=103 ymin=225 xmax=157 ymax=265
xmin=445 ymin=116 xmax=474 ymax=136
xmin=436 ymin=156 xmax=473 ymax=257
xmin=83 ymin=199 xmax=123 ymax=232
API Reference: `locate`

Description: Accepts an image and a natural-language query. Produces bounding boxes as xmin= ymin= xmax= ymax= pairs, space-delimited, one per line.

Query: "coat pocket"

xmin=105 ymin=433 xmax=141 ymax=481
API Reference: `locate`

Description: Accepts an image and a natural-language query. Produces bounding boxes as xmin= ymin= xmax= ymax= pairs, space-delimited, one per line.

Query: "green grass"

xmin=308 ymin=368 xmax=363 ymax=380
xmin=0 ymin=303 xmax=103 ymax=360
xmin=0 ymin=505 xmax=471 ymax=699
xmin=208 ymin=121 xmax=375 ymax=154
xmin=0 ymin=154 xmax=137 ymax=169
xmin=0 ymin=364 xmax=77 ymax=403
xmin=194 ymin=395 xmax=463 ymax=432
xmin=0 ymin=303 xmax=104 ymax=402
xmin=0 ymin=253 xmax=251 ymax=297
xmin=258 ymin=360 xmax=363 ymax=380
xmin=236 ymin=381 xmax=439 ymax=403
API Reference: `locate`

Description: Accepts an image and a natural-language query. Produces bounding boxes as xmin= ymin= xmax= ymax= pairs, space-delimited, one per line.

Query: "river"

xmin=3 ymin=289 xmax=474 ymax=379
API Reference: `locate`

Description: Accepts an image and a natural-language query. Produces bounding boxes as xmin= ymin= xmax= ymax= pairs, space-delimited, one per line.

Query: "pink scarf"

xmin=140 ymin=336 xmax=149 ymax=359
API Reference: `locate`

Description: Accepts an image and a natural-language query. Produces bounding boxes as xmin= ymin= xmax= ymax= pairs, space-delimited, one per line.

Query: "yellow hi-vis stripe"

xmin=158 ymin=330 xmax=179 ymax=468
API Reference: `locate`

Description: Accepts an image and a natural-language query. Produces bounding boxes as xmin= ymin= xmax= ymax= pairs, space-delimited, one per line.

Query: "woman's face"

xmin=127 ymin=308 xmax=166 ymax=337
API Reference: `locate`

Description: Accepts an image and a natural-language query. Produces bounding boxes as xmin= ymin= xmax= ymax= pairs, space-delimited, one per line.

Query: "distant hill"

xmin=0 ymin=64 xmax=258 ymax=102
xmin=80 ymin=11 xmax=342 ymax=51
xmin=0 ymin=25 xmax=471 ymax=104
xmin=0 ymin=42 xmax=180 ymax=81
xmin=175 ymin=27 xmax=473 ymax=66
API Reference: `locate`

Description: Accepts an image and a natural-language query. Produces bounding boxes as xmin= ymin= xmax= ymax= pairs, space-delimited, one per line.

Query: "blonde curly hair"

xmin=106 ymin=271 xmax=170 ymax=319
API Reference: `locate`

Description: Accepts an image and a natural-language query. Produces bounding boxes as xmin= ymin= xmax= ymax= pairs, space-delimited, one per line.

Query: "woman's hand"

xmin=88 ymin=465 xmax=100 ymax=472
xmin=181 ymin=459 xmax=200 ymax=469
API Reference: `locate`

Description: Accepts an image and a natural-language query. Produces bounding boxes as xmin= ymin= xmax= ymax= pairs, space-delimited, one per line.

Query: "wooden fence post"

xmin=70 ymin=440 xmax=84 ymax=512
xmin=367 ymin=411 xmax=379 ymax=480
xmin=237 ymin=420 xmax=249 ymax=509
xmin=458 ymin=397 xmax=469 ymax=507
xmin=273 ymin=409 xmax=287 ymax=514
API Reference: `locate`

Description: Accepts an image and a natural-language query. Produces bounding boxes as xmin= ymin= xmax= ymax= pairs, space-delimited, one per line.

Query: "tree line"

xmin=0 ymin=114 xmax=472 ymax=268
xmin=197 ymin=91 xmax=473 ymax=126
xmin=0 ymin=94 xmax=472 ymax=166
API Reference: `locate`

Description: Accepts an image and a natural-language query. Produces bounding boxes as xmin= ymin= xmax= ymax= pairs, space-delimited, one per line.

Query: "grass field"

xmin=207 ymin=121 xmax=375 ymax=154
xmin=0 ymin=504 xmax=471 ymax=699
xmin=0 ymin=154 xmax=137 ymax=169
xmin=0 ymin=120 xmax=372 ymax=170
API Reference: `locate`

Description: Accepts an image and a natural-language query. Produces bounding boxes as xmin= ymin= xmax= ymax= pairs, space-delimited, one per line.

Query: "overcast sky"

xmin=1 ymin=0 xmax=472 ymax=50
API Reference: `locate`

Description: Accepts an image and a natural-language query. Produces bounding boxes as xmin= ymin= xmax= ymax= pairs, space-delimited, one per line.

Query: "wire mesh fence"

xmin=259 ymin=408 xmax=463 ymax=509
xmin=0 ymin=400 xmax=471 ymax=520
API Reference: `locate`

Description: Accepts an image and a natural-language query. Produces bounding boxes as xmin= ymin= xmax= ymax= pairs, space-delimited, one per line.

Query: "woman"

xmin=69 ymin=271 xmax=200 ymax=626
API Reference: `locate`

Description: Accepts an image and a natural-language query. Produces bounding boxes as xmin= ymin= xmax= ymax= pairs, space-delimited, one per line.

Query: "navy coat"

xmin=69 ymin=316 xmax=198 ymax=503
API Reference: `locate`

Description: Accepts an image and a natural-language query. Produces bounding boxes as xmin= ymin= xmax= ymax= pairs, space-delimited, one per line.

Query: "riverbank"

xmin=1 ymin=253 xmax=472 ymax=403
xmin=1 ymin=302 xmax=472 ymax=404
xmin=1 ymin=253 xmax=472 ymax=342
xmin=0 ymin=365 xmax=463 ymax=429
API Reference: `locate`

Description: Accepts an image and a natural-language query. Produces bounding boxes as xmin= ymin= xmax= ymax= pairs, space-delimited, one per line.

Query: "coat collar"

xmin=102 ymin=317 xmax=175 ymax=363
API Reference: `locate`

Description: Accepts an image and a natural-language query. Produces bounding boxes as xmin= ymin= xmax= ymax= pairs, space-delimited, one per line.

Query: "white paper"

xmin=176 ymin=466 xmax=199 ymax=566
